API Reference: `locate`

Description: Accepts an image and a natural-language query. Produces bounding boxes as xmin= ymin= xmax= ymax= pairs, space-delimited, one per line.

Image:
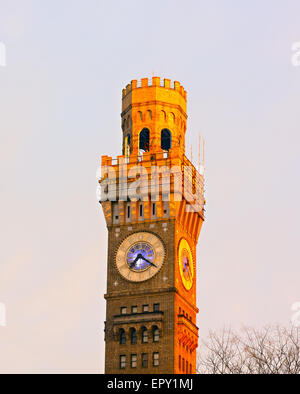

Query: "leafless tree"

xmin=197 ymin=326 xmax=300 ymax=374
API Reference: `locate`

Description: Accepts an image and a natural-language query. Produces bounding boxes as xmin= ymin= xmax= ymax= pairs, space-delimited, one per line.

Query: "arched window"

xmin=130 ymin=327 xmax=137 ymax=344
xmin=119 ymin=329 xmax=126 ymax=345
xmin=139 ymin=128 xmax=150 ymax=152
xmin=161 ymin=129 xmax=171 ymax=151
xmin=169 ymin=112 xmax=175 ymax=123
xmin=125 ymin=133 xmax=131 ymax=157
xmin=160 ymin=110 xmax=166 ymax=122
xmin=153 ymin=326 xmax=160 ymax=343
xmin=141 ymin=327 xmax=148 ymax=343
xmin=179 ymin=117 xmax=183 ymax=129
xmin=146 ymin=110 xmax=152 ymax=120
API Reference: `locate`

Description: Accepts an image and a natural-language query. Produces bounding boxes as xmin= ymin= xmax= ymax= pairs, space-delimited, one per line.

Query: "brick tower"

xmin=99 ymin=77 xmax=205 ymax=374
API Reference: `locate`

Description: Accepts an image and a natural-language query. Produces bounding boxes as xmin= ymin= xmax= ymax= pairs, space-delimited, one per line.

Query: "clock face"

xmin=115 ymin=232 xmax=165 ymax=282
xmin=178 ymin=238 xmax=194 ymax=291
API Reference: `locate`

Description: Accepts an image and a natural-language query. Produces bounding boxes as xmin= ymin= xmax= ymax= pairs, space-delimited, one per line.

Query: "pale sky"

xmin=0 ymin=0 xmax=299 ymax=373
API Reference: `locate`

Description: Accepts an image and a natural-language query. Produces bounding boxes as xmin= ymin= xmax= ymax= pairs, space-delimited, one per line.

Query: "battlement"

xmin=101 ymin=147 xmax=200 ymax=171
xmin=122 ymin=77 xmax=187 ymax=100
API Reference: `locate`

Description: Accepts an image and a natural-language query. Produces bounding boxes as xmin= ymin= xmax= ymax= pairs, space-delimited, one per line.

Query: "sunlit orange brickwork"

xmin=100 ymin=77 xmax=205 ymax=374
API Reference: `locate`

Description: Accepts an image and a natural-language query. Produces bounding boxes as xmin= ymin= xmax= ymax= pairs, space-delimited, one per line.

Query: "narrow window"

xmin=139 ymin=204 xmax=143 ymax=217
xmin=179 ymin=355 xmax=181 ymax=370
xmin=131 ymin=354 xmax=137 ymax=368
xmin=120 ymin=355 xmax=126 ymax=369
xmin=142 ymin=327 xmax=148 ymax=343
xmin=142 ymin=304 xmax=149 ymax=313
xmin=163 ymin=201 xmax=169 ymax=217
xmin=113 ymin=204 xmax=119 ymax=223
xmin=152 ymin=203 xmax=156 ymax=217
xmin=142 ymin=353 xmax=148 ymax=368
xmin=153 ymin=352 xmax=159 ymax=367
xmin=127 ymin=204 xmax=131 ymax=220
xmin=153 ymin=327 xmax=160 ymax=343
xmin=121 ymin=307 xmax=127 ymax=315
xmin=119 ymin=329 xmax=126 ymax=345
xmin=131 ymin=306 xmax=138 ymax=314
xmin=125 ymin=134 xmax=131 ymax=157
xmin=153 ymin=303 xmax=160 ymax=312
xmin=130 ymin=328 xmax=137 ymax=344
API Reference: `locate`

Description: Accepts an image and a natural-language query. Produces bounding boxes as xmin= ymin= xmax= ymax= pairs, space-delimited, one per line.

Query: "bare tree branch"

xmin=197 ymin=325 xmax=300 ymax=374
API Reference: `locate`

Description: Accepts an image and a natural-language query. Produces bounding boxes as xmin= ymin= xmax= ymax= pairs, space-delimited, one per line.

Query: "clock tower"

xmin=99 ymin=77 xmax=205 ymax=374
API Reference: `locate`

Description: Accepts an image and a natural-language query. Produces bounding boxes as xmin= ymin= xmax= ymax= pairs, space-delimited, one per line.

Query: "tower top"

xmin=120 ymin=76 xmax=188 ymax=156
xmin=122 ymin=76 xmax=187 ymax=116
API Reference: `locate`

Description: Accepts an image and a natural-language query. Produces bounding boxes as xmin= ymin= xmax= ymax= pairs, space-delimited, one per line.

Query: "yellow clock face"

xmin=178 ymin=238 xmax=194 ymax=291
xmin=115 ymin=232 xmax=165 ymax=282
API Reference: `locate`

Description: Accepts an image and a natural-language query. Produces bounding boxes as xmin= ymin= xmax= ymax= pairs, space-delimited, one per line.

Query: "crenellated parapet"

xmin=122 ymin=77 xmax=187 ymax=100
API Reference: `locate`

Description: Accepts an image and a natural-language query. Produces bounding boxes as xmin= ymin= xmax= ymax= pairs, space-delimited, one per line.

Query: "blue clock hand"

xmin=129 ymin=254 xmax=141 ymax=268
xmin=141 ymin=255 xmax=157 ymax=268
